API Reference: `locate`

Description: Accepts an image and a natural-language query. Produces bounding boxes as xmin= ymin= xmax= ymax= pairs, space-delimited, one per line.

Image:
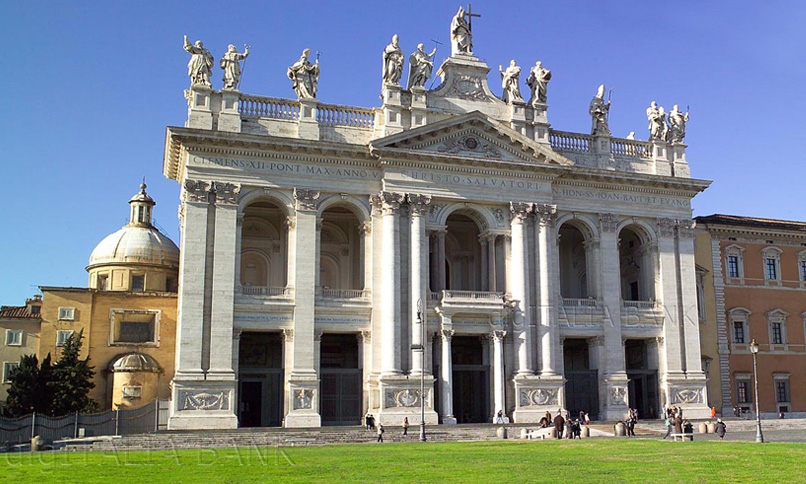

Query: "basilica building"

xmin=165 ymin=13 xmax=711 ymax=429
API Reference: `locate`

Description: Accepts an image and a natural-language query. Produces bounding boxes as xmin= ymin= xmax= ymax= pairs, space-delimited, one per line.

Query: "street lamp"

xmin=411 ymin=298 xmax=427 ymax=442
xmin=749 ymin=339 xmax=764 ymax=443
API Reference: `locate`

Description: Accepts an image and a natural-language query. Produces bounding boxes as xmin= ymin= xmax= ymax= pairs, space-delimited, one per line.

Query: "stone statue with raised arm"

xmin=451 ymin=6 xmax=472 ymax=55
xmin=499 ymin=60 xmax=523 ymax=103
xmin=407 ymin=43 xmax=437 ymax=89
xmin=589 ymin=84 xmax=611 ymax=136
xmin=646 ymin=101 xmax=666 ymax=141
xmin=287 ymin=49 xmax=320 ymax=99
xmin=668 ymin=104 xmax=690 ymax=143
xmin=220 ymin=44 xmax=250 ymax=90
xmin=183 ymin=35 xmax=214 ymax=88
xmin=526 ymin=61 xmax=552 ymax=105
xmin=382 ymin=35 xmax=405 ymax=85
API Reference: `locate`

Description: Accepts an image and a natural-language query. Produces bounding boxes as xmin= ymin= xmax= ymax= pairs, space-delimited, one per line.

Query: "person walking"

xmin=715 ymin=418 xmax=727 ymax=441
xmin=402 ymin=417 xmax=409 ymax=436
xmin=584 ymin=412 xmax=590 ymax=425
xmin=711 ymin=406 xmax=717 ymax=420
xmin=377 ymin=423 xmax=385 ymax=443
xmin=662 ymin=414 xmax=673 ymax=439
xmin=553 ymin=413 xmax=565 ymax=439
xmin=495 ymin=410 xmax=505 ymax=424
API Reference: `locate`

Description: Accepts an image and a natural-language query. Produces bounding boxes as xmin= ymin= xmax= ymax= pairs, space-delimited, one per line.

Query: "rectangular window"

xmin=110 ymin=310 xmax=158 ymax=345
xmin=776 ymin=381 xmax=790 ymax=403
xmin=733 ymin=322 xmax=745 ymax=344
xmin=97 ymin=274 xmax=109 ymax=290
xmin=737 ymin=381 xmax=750 ymax=403
xmin=122 ymin=385 xmax=143 ymax=400
xmin=30 ymin=305 xmax=40 ymax=315
xmin=56 ymin=330 xmax=74 ymax=347
xmin=801 ymin=260 xmax=806 ymax=282
xmin=771 ymin=323 xmax=783 ymax=345
xmin=131 ymin=275 xmax=145 ymax=292
xmin=58 ymin=307 xmax=75 ymax=321
xmin=727 ymin=256 xmax=739 ymax=278
xmin=118 ymin=321 xmax=155 ymax=343
xmin=5 ymin=329 xmax=23 ymax=346
xmin=766 ymin=258 xmax=778 ymax=280
xmin=2 ymin=362 xmax=19 ymax=383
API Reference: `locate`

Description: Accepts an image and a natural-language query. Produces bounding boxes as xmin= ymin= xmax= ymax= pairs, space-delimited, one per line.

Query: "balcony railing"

xmin=316 ymin=103 xmax=375 ymax=128
xmin=561 ymin=297 xmax=599 ymax=307
xmin=239 ymin=95 xmax=300 ymax=120
xmin=240 ymin=285 xmax=294 ymax=297
xmin=621 ymin=300 xmax=659 ymax=310
xmin=319 ymin=288 xmax=371 ymax=300
xmin=610 ymin=138 xmax=652 ymax=159
xmin=442 ymin=290 xmax=504 ymax=301
xmin=550 ymin=130 xmax=592 ymax=153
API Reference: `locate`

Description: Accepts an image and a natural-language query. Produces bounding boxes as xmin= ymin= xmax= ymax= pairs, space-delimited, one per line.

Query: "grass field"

xmin=3 ymin=438 xmax=806 ymax=483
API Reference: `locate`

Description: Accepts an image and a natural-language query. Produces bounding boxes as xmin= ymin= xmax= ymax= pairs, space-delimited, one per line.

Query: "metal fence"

xmin=0 ymin=399 xmax=170 ymax=445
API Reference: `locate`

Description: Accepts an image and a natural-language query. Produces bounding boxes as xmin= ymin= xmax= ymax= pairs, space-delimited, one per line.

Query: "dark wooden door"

xmin=320 ymin=369 xmax=362 ymax=425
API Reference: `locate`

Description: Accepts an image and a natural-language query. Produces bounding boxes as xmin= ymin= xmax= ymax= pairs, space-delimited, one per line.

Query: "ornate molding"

xmin=656 ymin=217 xmax=676 ymax=237
xmin=407 ymin=194 xmax=432 ymax=216
xmin=314 ymin=329 xmax=324 ymax=342
xmin=358 ymin=330 xmax=371 ymax=343
xmin=384 ymin=388 xmax=429 ymax=408
xmin=293 ymin=188 xmax=320 ymax=212
xmin=179 ymin=390 xmax=229 ymax=411
xmin=509 ymin=202 xmax=532 ymax=222
xmin=212 ymin=181 xmax=240 ymax=205
xmin=183 ymin=180 xmax=210 ymax=203
xmin=359 ymin=221 xmax=372 ymax=236
xmin=609 ymin=386 xmax=628 ymax=406
xmin=492 ymin=330 xmax=507 ymax=342
xmin=379 ymin=191 xmax=405 ymax=215
xmin=535 ymin=204 xmax=558 ymax=226
xmin=437 ymin=134 xmax=501 ymax=158
xmin=599 ymin=213 xmax=618 ymax=233
xmin=671 ymin=387 xmax=703 ymax=405
xmin=293 ymin=389 xmax=314 ymax=410
xmin=519 ymin=388 xmax=558 ymax=407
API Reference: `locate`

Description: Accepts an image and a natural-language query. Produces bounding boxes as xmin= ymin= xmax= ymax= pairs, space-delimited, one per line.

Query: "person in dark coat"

xmin=366 ymin=414 xmax=375 ymax=430
xmin=673 ymin=415 xmax=683 ymax=436
xmin=564 ymin=418 xmax=573 ymax=439
xmin=715 ymin=418 xmax=727 ymax=441
xmin=554 ymin=414 xmax=565 ymax=439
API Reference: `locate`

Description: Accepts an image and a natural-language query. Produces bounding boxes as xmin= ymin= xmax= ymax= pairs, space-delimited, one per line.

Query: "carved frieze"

xmin=294 ymin=188 xmax=320 ymax=212
xmin=656 ymin=218 xmax=676 ymax=237
xmin=437 ymin=135 xmax=501 ymax=158
xmin=293 ymin=389 xmax=314 ymax=410
xmin=609 ymin=386 xmax=628 ymax=406
xmin=519 ymin=388 xmax=558 ymax=407
xmin=509 ymin=202 xmax=532 ymax=222
xmin=407 ymin=194 xmax=432 ymax=216
xmin=184 ymin=180 xmax=210 ymax=203
xmin=599 ymin=213 xmax=618 ymax=233
xmin=448 ymin=75 xmax=488 ymax=101
xmin=493 ymin=208 xmax=505 ymax=225
xmin=179 ymin=391 xmax=229 ymax=411
xmin=384 ymin=389 xmax=429 ymax=408
xmin=671 ymin=388 xmax=703 ymax=405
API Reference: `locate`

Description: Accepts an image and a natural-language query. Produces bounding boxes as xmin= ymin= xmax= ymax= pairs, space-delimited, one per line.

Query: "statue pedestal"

xmin=219 ymin=89 xmax=242 ymax=133
xmin=664 ymin=374 xmax=711 ymax=419
xmin=284 ymin=373 xmax=321 ymax=428
xmin=186 ymin=85 xmax=213 ymax=130
xmin=651 ymin=140 xmax=672 ymax=176
xmin=167 ymin=377 xmax=238 ymax=430
xmin=601 ymin=372 xmax=630 ymax=420
xmin=592 ymin=134 xmax=614 ymax=171
xmin=381 ymin=84 xmax=404 ymax=136
xmin=375 ymin=375 xmax=439 ymax=426
xmin=512 ymin=374 xmax=565 ymax=423
xmin=297 ymin=99 xmax=320 ymax=140
xmin=509 ymin=101 xmax=527 ymax=136
xmin=671 ymin=143 xmax=690 ymax=177
xmin=410 ymin=87 xmax=428 ymax=128
xmin=531 ymin=102 xmax=551 ymax=144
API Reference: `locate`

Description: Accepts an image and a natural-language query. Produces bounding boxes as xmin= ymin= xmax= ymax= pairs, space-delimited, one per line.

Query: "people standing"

xmin=565 ymin=418 xmax=573 ymax=440
xmin=377 ymin=423 xmax=385 ymax=443
xmin=711 ymin=406 xmax=717 ymax=420
xmin=366 ymin=414 xmax=375 ymax=430
xmin=402 ymin=417 xmax=409 ymax=436
xmin=554 ymin=413 xmax=565 ymax=439
xmin=715 ymin=418 xmax=727 ymax=441
xmin=495 ymin=410 xmax=505 ymax=424
xmin=662 ymin=414 xmax=673 ymax=439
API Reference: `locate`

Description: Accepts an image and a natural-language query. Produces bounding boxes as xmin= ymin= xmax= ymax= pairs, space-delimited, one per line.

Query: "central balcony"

xmin=429 ymin=290 xmax=506 ymax=312
xmin=316 ymin=288 xmax=371 ymax=307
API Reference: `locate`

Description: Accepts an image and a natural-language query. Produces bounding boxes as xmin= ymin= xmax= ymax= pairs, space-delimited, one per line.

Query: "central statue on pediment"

xmin=451 ymin=6 xmax=473 ymax=55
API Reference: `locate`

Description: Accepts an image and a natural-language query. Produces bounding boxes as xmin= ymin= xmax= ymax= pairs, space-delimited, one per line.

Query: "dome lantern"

xmin=129 ymin=180 xmax=156 ymax=227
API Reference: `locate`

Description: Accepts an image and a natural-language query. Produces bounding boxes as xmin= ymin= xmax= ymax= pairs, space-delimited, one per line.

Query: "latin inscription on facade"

xmin=553 ymin=187 xmax=688 ymax=208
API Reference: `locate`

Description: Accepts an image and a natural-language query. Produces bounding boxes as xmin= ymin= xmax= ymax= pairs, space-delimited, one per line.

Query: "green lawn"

xmin=3 ymin=439 xmax=805 ymax=483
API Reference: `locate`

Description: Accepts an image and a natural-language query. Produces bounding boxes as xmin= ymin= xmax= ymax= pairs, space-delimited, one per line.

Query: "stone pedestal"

xmin=592 ymin=134 xmax=614 ymax=170
xmin=512 ymin=375 xmax=564 ymax=423
xmin=169 ymin=380 xmax=238 ymax=430
xmin=531 ymin=102 xmax=550 ymax=144
xmin=285 ymin=375 xmax=322 ymax=427
xmin=186 ymin=85 xmax=213 ymax=130
xmin=651 ymin=140 xmax=672 ymax=176
xmin=509 ymin=101 xmax=527 ymax=135
xmin=672 ymin=143 xmax=690 ymax=177
xmin=297 ymin=98 xmax=320 ymax=140
xmin=382 ymin=84 xmax=404 ymax=136
xmin=410 ymin=87 xmax=428 ymax=128
xmin=376 ymin=376 xmax=439 ymax=426
xmin=664 ymin=376 xmax=711 ymax=419
xmin=602 ymin=373 xmax=630 ymax=420
xmin=218 ymin=89 xmax=242 ymax=133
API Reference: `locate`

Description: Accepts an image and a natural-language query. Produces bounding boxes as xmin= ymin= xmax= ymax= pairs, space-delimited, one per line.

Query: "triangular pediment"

xmin=370 ymin=111 xmax=573 ymax=167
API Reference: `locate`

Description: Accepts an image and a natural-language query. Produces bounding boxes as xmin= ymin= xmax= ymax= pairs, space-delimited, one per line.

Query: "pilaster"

xmin=652 ymin=140 xmax=672 ymax=176
xmin=408 ymin=194 xmax=431 ymax=376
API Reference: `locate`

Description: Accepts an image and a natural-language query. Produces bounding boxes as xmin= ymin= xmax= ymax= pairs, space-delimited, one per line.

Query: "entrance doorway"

xmin=563 ymin=339 xmax=599 ymax=420
xmin=625 ymin=339 xmax=659 ymax=419
xmin=320 ymin=334 xmax=362 ymax=426
xmin=451 ymin=335 xmax=489 ymax=423
xmin=238 ymin=332 xmax=284 ymax=427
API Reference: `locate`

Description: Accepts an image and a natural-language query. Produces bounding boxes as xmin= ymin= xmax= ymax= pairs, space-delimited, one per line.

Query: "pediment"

xmin=370 ymin=111 xmax=573 ymax=167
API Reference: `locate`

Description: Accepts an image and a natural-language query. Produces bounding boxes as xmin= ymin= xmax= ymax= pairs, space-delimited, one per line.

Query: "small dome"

xmin=129 ymin=183 xmax=155 ymax=205
xmin=109 ymin=353 xmax=161 ymax=373
xmin=88 ymin=225 xmax=179 ymax=270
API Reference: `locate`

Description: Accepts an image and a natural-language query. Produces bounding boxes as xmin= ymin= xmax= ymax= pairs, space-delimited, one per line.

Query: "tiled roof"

xmin=695 ymin=214 xmax=806 ymax=233
xmin=0 ymin=305 xmax=39 ymax=319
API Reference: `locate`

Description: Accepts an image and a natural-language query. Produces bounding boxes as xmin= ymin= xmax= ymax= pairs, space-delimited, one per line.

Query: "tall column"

xmin=487 ymin=234 xmax=497 ymax=292
xmin=492 ymin=330 xmax=507 ymax=419
xmin=440 ymin=328 xmax=456 ymax=424
xmin=598 ymin=213 xmax=629 ymax=420
xmin=315 ymin=217 xmax=322 ymax=289
xmin=677 ymin=220 xmax=703 ymax=373
xmin=380 ymin=191 xmax=405 ymax=377
xmin=360 ymin=221 xmax=371 ymax=289
xmin=509 ymin=202 xmax=533 ymax=375
xmin=234 ymin=213 xmax=244 ymax=294
xmin=656 ymin=218 xmax=684 ymax=377
xmin=437 ymin=229 xmax=447 ymax=290
xmin=285 ymin=188 xmax=321 ymax=427
xmin=535 ymin=204 xmax=558 ymax=376
xmin=408 ymin=194 xmax=431 ymax=376
xmin=480 ymin=237 xmax=489 ymax=291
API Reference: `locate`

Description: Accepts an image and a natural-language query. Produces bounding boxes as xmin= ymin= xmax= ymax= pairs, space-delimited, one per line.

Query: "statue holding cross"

xmin=450 ymin=5 xmax=480 ymax=56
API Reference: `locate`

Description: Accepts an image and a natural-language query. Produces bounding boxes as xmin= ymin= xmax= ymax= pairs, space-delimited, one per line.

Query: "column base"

xmin=375 ymin=375 xmax=438 ymax=426
xmin=285 ymin=373 xmax=321 ymax=428
xmin=511 ymin=375 xmax=565 ymax=423
xmin=168 ymin=378 xmax=237 ymax=430
xmin=663 ymin=373 xmax=711 ymax=419
xmin=602 ymin=372 xmax=630 ymax=420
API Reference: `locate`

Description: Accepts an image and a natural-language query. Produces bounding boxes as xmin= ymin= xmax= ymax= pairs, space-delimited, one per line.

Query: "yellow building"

xmin=38 ymin=183 xmax=179 ymax=410
xmin=0 ymin=296 xmax=42 ymax=407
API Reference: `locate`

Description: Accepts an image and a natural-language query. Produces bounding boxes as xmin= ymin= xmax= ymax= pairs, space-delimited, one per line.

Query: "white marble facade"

xmin=165 ymin=26 xmax=710 ymax=429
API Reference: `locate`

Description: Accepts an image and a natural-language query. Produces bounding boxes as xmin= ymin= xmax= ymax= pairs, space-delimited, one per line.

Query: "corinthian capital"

xmin=212 ymin=181 xmax=240 ymax=205
xmin=407 ymin=194 xmax=432 ymax=216
xmin=599 ymin=213 xmax=618 ymax=233
xmin=183 ymin=179 xmax=210 ymax=203
xmin=677 ymin=219 xmax=695 ymax=238
xmin=535 ymin=204 xmax=558 ymax=226
xmin=509 ymin=202 xmax=532 ymax=222
xmin=656 ymin=217 xmax=676 ymax=237
xmin=294 ymin=188 xmax=320 ymax=212
xmin=379 ymin=191 xmax=405 ymax=215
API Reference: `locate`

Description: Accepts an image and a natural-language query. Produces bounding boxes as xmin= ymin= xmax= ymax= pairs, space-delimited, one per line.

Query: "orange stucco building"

xmin=696 ymin=215 xmax=806 ymax=417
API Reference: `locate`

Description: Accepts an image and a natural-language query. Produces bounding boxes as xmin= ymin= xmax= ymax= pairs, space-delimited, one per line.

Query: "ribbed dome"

xmin=109 ymin=353 xmax=161 ymax=373
xmin=88 ymin=225 xmax=179 ymax=270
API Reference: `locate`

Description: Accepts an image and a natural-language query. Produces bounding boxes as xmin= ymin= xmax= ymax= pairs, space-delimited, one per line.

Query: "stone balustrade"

xmin=550 ymin=130 xmax=591 ymax=153
xmin=239 ymin=285 xmax=294 ymax=298
xmin=621 ymin=300 xmax=659 ymax=310
xmin=239 ymin=95 xmax=300 ymax=120
xmin=561 ymin=297 xmax=599 ymax=307
xmin=316 ymin=103 xmax=375 ymax=128
xmin=319 ymin=288 xmax=371 ymax=300
xmin=611 ymin=138 xmax=652 ymax=159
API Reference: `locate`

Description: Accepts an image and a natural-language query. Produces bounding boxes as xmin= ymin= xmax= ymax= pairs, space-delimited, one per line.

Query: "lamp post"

xmin=749 ymin=339 xmax=764 ymax=443
xmin=412 ymin=298 xmax=427 ymax=442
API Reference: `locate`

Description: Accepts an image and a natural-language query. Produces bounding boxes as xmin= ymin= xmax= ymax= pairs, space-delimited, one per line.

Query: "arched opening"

xmin=241 ymin=199 xmax=288 ymax=289
xmin=319 ymin=206 xmax=363 ymax=291
xmin=443 ymin=212 xmax=483 ymax=291
xmin=618 ymin=226 xmax=654 ymax=301
xmin=558 ymin=223 xmax=591 ymax=299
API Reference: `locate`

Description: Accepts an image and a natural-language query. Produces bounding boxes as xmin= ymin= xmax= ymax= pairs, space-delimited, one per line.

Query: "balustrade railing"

xmin=240 ymin=285 xmax=293 ymax=297
xmin=611 ymin=138 xmax=653 ymax=159
xmin=320 ymin=288 xmax=371 ymax=299
xmin=316 ymin=103 xmax=375 ymax=128
xmin=239 ymin=95 xmax=300 ymax=120
xmin=561 ymin=298 xmax=600 ymax=307
xmin=621 ymin=300 xmax=659 ymax=310
xmin=442 ymin=290 xmax=503 ymax=301
xmin=549 ymin=131 xmax=592 ymax=153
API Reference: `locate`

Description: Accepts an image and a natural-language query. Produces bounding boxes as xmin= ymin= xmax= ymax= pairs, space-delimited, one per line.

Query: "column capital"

xmin=677 ymin=219 xmax=695 ymax=238
xmin=285 ymin=217 xmax=296 ymax=230
xmin=480 ymin=231 xmax=499 ymax=243
xmin=656 ymin=217 xmax=676 ymax=237
xmin=358 ymin=330 xmax=372 ymax=343
xmin=359 ymin=221 xmax=372 ymax=235
xmin=233 ymin=328 xmax=243 ymax=340
xmin=212 ymin=181 xmax=241 ymax=205
xmin=583 ymin=237 xmax=600 ymax=250
xmin=492 ymin=330 xmax=507 ymax=342
xmin=378 ymin=191 xmax=405 ymax=215
xmin=441 ymin=328 xmax=455 ymax=341
xmin=509 ymin=202 xmax=533 ymax=222
xmin=535 ymin=204 xmax=558 ymax=226
xmin=589 ymin=336 xmax=605 ymax=346
xmin=282 ymin=328 xmax=294 ymax=342
xmin=293 ymin=188 xmax=320 ymax=212
xmin=236 ymin=212 xmax=245 ymax=225
xmin=314 ymin=329 xmax=324 ymax=342
xmin=407 ymin=193 xmax=432 ymax=216
xmin=599 ymin=213 xmax=619 ymax=233
xmin=183 ymin=179 xmax=211 ymax=203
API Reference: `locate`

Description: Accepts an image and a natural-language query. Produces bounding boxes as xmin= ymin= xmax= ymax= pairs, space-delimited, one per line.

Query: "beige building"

xmin=0 ymin=296 xmax=42 ymax=407
xmin=38 ymin=184 xmax=180 ymax=410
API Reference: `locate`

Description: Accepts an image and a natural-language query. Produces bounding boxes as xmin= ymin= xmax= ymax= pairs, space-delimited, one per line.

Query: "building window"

xmin=695 ymin=267 xmax=707 ymax=323
xmin=2 ymin=362 xmax=19 ymax=383
xmin=58 ymin=307 xmax=75 ymax=321
xmin=766 ymin=257 xmax=778 ymax=280
xmin=727 ymin=256 xmax=740 ymax=278
xmin=109 ymin=309 xmax=160 ymax=345
xmin=767 ymin=309 xmax=789 ymax=346
xmin=122 ymin=385 xmax=143 ymax=400
xmin=30 ymin=305 xmax=40 ymax=315
xmin=776 ymin=380 xmax=790 ymax=403
xmin=56 ymin=330 xmax=74 ymax=347
xmin=761 ymin=247 xmax=782 ymax=284
xmin=733 ymin=322 xmax=745 ymax=344
xmin=131 ymin=275 xmax=145 ymax=292
xmin=737 ymin=380 xmax=751 ymax=403
xmin=801 ymin=260 xmax=806 ymax=282
xmin=5 ymin=329 xmax=23 ymax=346
xmin=97 ymin=274 xmax=109 ymax=290
xmin=771 ymin=323 xmax=783 ymax=344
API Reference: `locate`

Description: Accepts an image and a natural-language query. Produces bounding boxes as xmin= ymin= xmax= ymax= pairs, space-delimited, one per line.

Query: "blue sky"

xmin=1 ymin=1 xmax=804 ymax=305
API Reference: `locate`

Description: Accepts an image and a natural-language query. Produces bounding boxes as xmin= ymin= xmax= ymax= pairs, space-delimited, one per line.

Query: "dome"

xmin=109 ymin=353 xmax=161 ymax=373
xmin=88 ymin=225 xmax=179 ymax=270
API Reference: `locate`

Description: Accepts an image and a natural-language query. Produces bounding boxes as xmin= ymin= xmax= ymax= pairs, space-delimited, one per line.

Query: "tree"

xmin=3 ymin=353 xmax=53 ymax=417
xmin=50 ymin=329 xmax=98 ymax=415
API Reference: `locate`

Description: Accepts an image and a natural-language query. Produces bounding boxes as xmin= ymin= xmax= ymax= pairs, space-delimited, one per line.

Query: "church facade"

xmin=165 ymin=15 xmax=711 ymax=429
